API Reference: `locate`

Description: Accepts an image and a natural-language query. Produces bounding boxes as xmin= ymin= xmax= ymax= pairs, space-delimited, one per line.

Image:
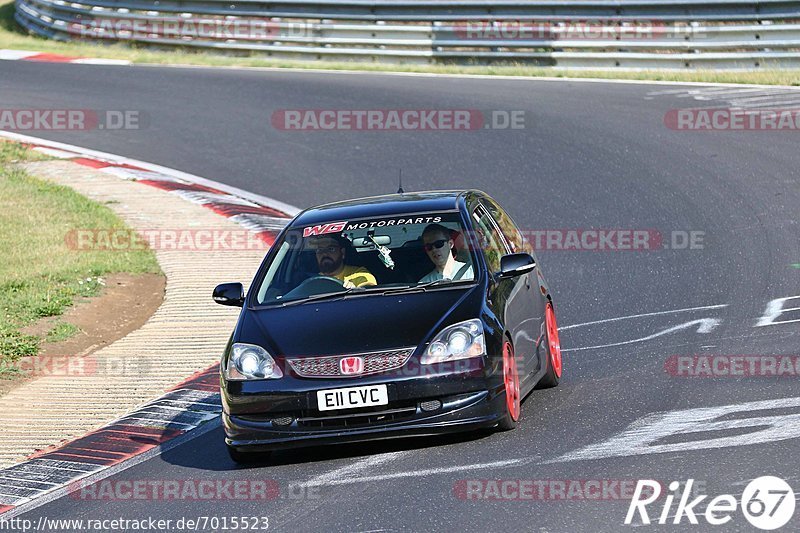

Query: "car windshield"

xmin=254 ymin=212 xmax=476 ymax=305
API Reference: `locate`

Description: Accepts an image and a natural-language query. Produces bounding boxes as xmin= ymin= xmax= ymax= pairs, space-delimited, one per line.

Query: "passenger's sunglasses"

xmin=423 ymin=239 xmax=449 ymax=252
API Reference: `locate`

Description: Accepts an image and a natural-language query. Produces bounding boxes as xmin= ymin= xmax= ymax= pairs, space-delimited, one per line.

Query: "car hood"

xmin=238 ymin=286 xmax=482 ymax=357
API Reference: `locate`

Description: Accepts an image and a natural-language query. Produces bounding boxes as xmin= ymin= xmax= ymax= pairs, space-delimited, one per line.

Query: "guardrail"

xmin=14 ymin=0 xmax=800 ymax=68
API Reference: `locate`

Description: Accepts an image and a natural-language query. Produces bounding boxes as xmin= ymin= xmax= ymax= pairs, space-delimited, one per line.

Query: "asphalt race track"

xmin=2 ymin=61 xmax=799 ymax=531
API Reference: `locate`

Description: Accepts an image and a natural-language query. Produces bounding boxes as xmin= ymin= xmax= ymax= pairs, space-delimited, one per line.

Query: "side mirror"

xmin=213 ymin=282 xmax=245 ymax=307
xmin=498 ymin=253 xmax=536 ymax=279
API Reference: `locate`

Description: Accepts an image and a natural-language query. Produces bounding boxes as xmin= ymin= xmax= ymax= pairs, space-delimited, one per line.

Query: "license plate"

xmin=317 ymin=384 xmax=388 ymax=412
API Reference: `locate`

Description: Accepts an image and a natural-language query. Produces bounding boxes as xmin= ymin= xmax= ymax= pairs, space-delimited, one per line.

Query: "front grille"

xmin=296 ymin=404 xmax=419 ymax=429
xmin=286 ymin=348 xmax=415 ymax=378
xmin=239 ymin=396 xmax=457 ymax=430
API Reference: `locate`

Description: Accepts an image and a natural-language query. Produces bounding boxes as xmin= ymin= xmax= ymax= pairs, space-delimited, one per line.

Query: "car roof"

xmin=290 ymin=190 xmax=483 ymax=226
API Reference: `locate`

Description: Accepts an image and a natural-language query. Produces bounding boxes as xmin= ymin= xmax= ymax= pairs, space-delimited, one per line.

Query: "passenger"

xmin=419 ymin=224 xmax=473 ymax=283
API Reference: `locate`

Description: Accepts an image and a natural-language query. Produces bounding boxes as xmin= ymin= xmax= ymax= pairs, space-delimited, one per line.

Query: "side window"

xmin=483 ymin=198 xmax=528 ymax=254
xmin=257 ymin=240 xmax=291 ymax=303
xmin=472 ymin=204 xmax=508 ymax=273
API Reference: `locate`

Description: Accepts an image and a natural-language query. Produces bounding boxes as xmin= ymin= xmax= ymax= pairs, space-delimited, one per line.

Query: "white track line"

xmin=0 ymin=50 xmax=38 ymax=60
xmin=693 ymin=88 xmax=798 ymax=99
xmin=307 ymin=451 xmax=411 ymax=486
xmin=71 ymin=58 xmax=131 ymax=66
xmin=300 ymin=459 xmax=524 ymax=487
xmin=732 ymin=98 xmax=800 ymax=109
xmin=562 ymin=318 xmax=721 ymax=352
xmin=724 ymin=92 xmax=800 ymax=104
xmin=559 ymin=304 xmax=728 ymax=331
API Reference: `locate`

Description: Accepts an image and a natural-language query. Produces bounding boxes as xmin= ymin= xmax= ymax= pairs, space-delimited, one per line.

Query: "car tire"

xmin=497 ymin=340 xmax=521 ymax=431
xmin=227 ymin=444 xmax=270 ymax=465
xmin=536 ymin=301 xmax=562 ymax=389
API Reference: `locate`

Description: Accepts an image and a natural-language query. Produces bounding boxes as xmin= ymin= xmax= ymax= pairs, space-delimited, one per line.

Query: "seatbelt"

xmin=453 ymin=263 xmax=471 ymax=280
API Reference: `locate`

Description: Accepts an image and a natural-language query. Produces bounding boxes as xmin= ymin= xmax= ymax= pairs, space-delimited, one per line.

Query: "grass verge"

xmin=44 ymin=321 xmax=80 ymax=343
xmin=2 ymin=1 xmax=800 ymax=86
xmin=0 ymin=141 xmax=160 ymax=376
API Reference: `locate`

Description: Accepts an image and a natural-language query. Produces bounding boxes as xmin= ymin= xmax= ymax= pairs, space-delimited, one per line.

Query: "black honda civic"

xmin=213 ymin=190 xmax=563 ymax=463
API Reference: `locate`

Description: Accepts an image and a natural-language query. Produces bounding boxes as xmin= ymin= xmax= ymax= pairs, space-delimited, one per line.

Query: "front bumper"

xmin=223 ymin=359 xmax=506 ymax=451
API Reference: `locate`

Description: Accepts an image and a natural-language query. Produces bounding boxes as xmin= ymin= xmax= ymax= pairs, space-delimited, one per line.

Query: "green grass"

xmin=44 ymin=321 xmax=80 ymax=343
xmin=0 ymin=142 xmax=160 ymax=369
xmin=0 ymin=141 xmax=48 ymax=163
xmin=2 ymin=0 xmax=800 ymax=85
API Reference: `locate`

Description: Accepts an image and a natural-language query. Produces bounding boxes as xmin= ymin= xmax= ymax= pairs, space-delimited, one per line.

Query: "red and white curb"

xmin=0 ymin=367 xmax=220 ymax=514
xmin=0 ymin=49 xmax=130 ymax=65
xmin=0 ymin=131 xmax=301 ymax=518
xmin=0 ymin=131 xmax=300 ymax=244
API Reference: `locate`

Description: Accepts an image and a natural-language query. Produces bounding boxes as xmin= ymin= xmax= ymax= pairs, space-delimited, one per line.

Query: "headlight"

xmin=421 ymin=319 xmax=486 ymax=364
xmin=225 ymin=343 xmax=283 ymax=380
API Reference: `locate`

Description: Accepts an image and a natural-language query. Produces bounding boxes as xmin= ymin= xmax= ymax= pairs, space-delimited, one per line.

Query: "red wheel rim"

xmin=545 ymin=302 xmax=563 ymax=378
xmin=502 ymin=341 xmax=520 ymax=421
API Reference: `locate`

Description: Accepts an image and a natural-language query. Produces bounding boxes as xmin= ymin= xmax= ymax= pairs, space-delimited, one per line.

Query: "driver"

xmin=311 ymin=234 xmax=377 ymax=288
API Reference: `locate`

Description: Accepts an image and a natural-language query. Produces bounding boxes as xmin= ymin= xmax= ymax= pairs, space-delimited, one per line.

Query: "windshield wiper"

xmin=381 ymin=279 xmax=473 ymax=295
xmin=279 ymin=288 xmax=356 ymax=306
xmin=279 ymin=286 xmax=384 ymax=307
xmin=278 ymin=279 xmax=473 ymax=305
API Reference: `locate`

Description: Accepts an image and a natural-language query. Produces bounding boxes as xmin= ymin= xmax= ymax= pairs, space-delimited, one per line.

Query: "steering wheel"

xmin=283 ymin=276 xmax=344 ymax=299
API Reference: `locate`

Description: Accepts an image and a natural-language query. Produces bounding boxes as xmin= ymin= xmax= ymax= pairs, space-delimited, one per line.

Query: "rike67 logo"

xmin=625 ymin=477 xmax=795 ymax=530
